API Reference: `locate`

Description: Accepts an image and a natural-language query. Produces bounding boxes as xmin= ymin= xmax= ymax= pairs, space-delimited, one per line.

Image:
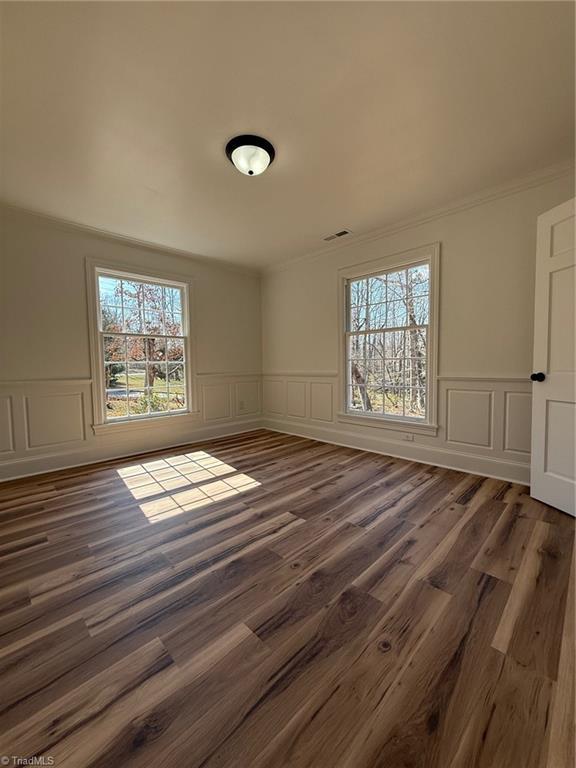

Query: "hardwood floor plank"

xmin=472 ymin=500 xmax=536 ymax=583
xmin=545 ymin=546 xmax=575 ymax=768
xmin=246 ymin=517 xmax=411 ymax=649
xmin=335 ymin=570 xmax=511 ymax=768
xmin=76 ymin=629 xmax=271 ymax=768
xmin=396 ymin=469 xmax=466 ymax=524
xmin=251 ymin=578 xmax=451 ymax=768
xmin=492 ymin=520 xmax=574 ymax=680
xmin=0 ymin=585 xmax=30 ymax=615
xmin=83 ymin=515 xmax=298 ymax=638
xmin=0 ymin=551 xmax=172 ymax=649
xmin=520 ymin=493 xmax=576 ymax=529
xmin=1 ymin=637 xmax=174 ymax=759
xmin=0 ymin=619 xmax=92 ymax=716
xmin=451 ymin=656 xmax=554 ymax=768
xmin=395 ymin=501 xmax=468 ymax=571
xmin=155 ymin=586 xmax=385 ymax=768
xmin=40 ymin=625 xmax=253 ymax=767
xmin=424 ymin=498 xmax=505 ymax=593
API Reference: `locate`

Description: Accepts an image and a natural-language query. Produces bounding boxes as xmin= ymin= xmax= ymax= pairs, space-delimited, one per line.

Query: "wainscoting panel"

xmin=262 ymin=373 xmax=533 ymax=483
xmin=0 ymin=396 xmax=14 ymax=454
xmin=446 ymin=389 xmax=493 ymax=448
xmin=0 ymin=375 xmax=262 ymax=481
xmin=310 ymin=382 xmax=333 ymax=422
xmin=2 ymin=380 xmax=93 ymax=456
xmin=2 ymin=372 xmax=533 ymax=483
xmin=25 ymin=392 xmax=86 ymax=448
xmin=202 ymin=383 xmax=231 ymax=422
xmin=263 ymin=379 xmax=285 ymax=416
xmin=286 ymin=381 xmax=307 ymax=418
xmin=504 ymin=392 xmax=532 ymax=454
xmin=235 ymin=381 xmax=261 ymax=416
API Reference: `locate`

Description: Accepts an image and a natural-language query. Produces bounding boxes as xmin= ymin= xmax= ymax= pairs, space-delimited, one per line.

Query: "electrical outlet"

xmin=403 ymin=433 xmax=415 ymax=442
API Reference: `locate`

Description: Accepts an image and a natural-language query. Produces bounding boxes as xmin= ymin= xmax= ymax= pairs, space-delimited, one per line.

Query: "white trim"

xmin=262 ymin=371 xmax=339 ymax=378
xmin=263 ymin=420 xmax=530 ymax=485
xmin=0 ymin=415 xmax=530 ymax=485
xmin=196 ymin=371 xmax=262 ymax=378
xmin=0 ymin=373 xmax=530 ymax=384
xmin=0 ymin=378 xmax=92 ymax=386
xmin=437 ymin=374 xmax=530 ymax=382
xmin=266 ymin=160 xmax=574 ymax=274
xmin=0 ymin=395 xmax=15 ymax=455
xmin=337 ymin=411 xmax=438 ymax=436
xmin=85 ymin=256 xmax=198 ymax=430
xmin=338 ymin=242 xmax=440 ymax=431
xmin=0 ymin=423 xmax=263 ymax=482
xmin=92 ymin=410 xmax=202 ymax=436
xmin=337 ymin=242 xmax=437 ymax=281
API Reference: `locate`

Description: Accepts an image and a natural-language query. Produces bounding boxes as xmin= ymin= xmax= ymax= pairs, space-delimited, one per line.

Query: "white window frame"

xmin=338 ymin=242 xmax=440 ymax=436
xmin=86 ymin=258 xmax=199 ymax=433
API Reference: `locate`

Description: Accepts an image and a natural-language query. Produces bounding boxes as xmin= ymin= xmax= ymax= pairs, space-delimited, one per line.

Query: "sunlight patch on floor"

xmin=116 ymin=451 xmax=260 ymax=522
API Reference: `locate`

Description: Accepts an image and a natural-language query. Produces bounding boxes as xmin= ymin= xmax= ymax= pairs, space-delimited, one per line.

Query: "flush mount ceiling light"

xmin=225 ymin=135 xmax=275 ymax=176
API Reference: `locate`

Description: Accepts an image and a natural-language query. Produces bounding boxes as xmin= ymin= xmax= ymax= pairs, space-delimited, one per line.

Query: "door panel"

xmin=549 ymin=265 xmax=574 ymax=371
xmin=545 ymin=401 xmax=575 ymax=481
xmin=531 ymin=199 xmax=575 ymax=516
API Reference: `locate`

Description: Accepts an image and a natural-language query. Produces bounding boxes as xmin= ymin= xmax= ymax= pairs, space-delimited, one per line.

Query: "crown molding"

xmin=264 ymin=159 xmax=575 ymax=274
xmin=2 ymin=159 xmax=573 ymax=277
xmin=0 ymin=202 xmax=260 ymax=278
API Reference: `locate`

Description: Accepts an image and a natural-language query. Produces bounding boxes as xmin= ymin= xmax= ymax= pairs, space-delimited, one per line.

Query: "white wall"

xmin=1 ymin=169 xmax=573 ymax=483
xmin=261 ymin=170 xmax=575 ymax=483
xmin=0 ymin=208 xmax=262 ymax=479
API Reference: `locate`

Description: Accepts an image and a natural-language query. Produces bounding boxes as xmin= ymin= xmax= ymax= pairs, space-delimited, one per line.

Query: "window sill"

xmin=92 ymin=410 xmax=201 ymax=436
xmin=337 ymin=411 xmax=439 ymax=436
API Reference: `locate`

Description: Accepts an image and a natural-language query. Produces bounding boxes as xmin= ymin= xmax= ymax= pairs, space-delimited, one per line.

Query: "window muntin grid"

xmin=346 ymin=262 xmax=429 ymax=421
xmin=97 ymin=273 xmax=188 ymax=421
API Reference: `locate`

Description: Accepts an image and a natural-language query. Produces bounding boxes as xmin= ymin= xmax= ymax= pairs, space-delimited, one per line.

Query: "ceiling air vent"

xmin=323 ymin=229 xmax=352 ymax=242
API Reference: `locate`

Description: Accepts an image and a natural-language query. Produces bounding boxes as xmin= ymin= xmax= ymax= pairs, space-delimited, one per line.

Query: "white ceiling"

xmin=1 ymin=1 xmax=574 ymax=268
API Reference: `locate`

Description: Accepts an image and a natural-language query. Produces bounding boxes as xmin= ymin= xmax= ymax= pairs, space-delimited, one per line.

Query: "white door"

xmin=531 ymin=198 xmax=576 ymax=516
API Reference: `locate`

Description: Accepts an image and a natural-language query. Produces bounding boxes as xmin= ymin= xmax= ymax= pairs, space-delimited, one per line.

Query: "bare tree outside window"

xmin=347 ymin=263 xmax=429 ymax=420
xmin=98 ymin=273 xmax=188 ymax=420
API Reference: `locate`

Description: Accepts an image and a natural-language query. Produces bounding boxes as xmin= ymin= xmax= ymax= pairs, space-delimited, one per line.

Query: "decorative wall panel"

xmin=286 ymin=381 xmax=307 ymax=418
xmin=446 ymin=389 xmax=493 ymax=448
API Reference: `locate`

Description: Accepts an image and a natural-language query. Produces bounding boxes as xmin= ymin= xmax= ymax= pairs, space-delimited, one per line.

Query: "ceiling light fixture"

xmin=225 ymin=135 xmax=275 ymax=177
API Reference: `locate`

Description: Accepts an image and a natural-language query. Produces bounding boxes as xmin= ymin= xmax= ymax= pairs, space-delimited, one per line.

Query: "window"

xmin=96 ymin=270 xmax=189 ymax=422
xmin=344 ymin=248 xmax=437 ymax=425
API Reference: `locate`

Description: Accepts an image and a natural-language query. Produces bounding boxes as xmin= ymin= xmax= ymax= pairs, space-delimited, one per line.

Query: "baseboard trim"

xmin=0 ymin=420 xmax=264 ymax=482
xmin=2 ymin=416 xmax=532 ymax=486
xmin=262 ymin=418 xmax=530 ymax=485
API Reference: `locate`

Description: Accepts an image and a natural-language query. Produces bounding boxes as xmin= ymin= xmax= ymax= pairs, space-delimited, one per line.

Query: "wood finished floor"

xmin=0 ymin=429 xmax=573 ymax=768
